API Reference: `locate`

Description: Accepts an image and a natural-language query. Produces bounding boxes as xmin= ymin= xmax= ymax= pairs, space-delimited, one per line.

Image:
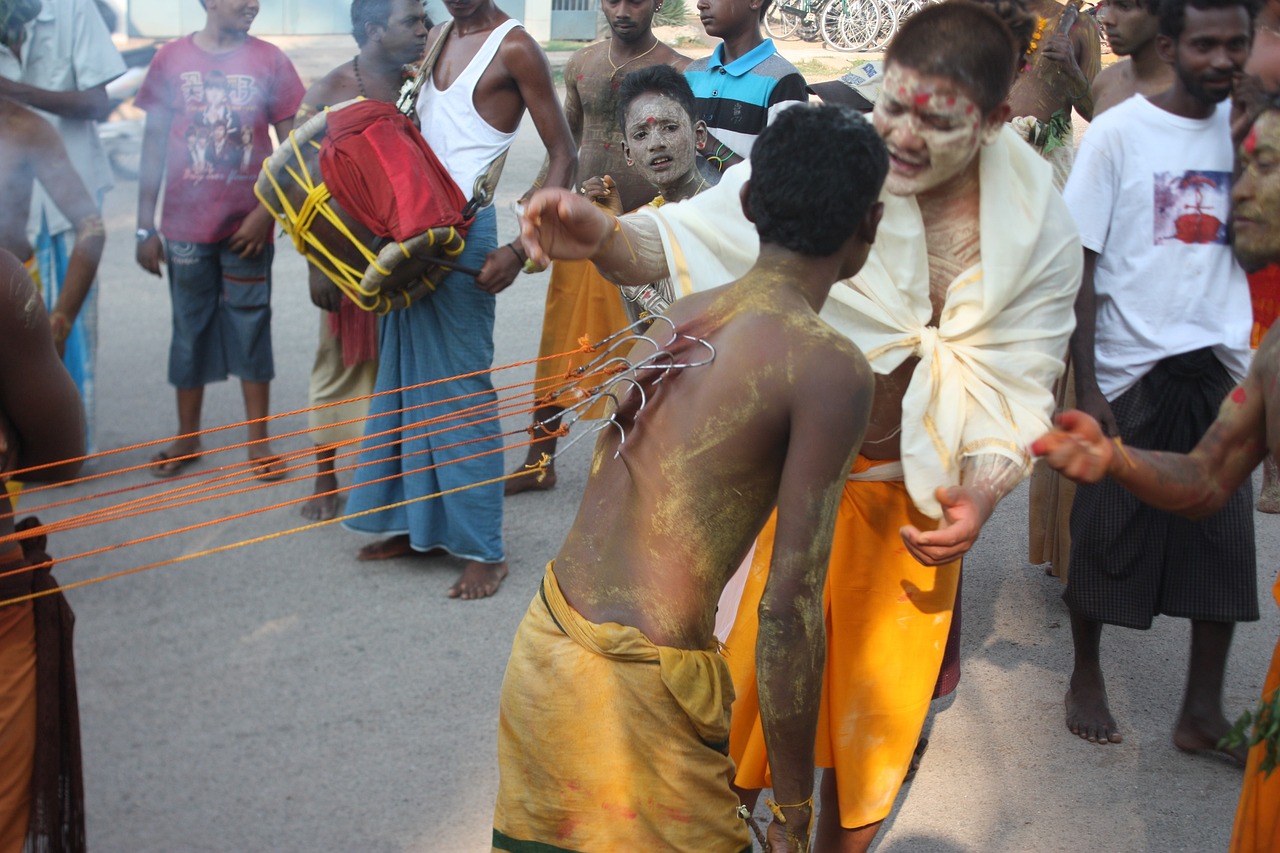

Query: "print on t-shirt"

xmin=178 ymin=69 xmax=256 ymax=182
xmin=1154 ymin=170 xmax=1231 ymax=246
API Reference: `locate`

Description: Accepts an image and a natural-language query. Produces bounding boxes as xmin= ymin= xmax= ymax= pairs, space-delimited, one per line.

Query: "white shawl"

xmin=632 ymin=126 xmax=1082 ymax=517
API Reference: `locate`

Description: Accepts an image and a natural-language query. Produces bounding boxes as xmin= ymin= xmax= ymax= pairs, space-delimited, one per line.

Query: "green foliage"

xmin=1221 ymin=687 xmax=1280 ymax=778
xmin=656 ymin=0 xmax=689 ymax=26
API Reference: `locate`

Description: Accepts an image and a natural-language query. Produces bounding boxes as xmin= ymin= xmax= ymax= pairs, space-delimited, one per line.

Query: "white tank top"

xmin=417 ymin=19 xmax=522 ymax=198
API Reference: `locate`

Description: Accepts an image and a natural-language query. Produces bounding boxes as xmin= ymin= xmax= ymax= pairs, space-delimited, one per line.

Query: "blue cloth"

xmin=34 ymin=210 xmax=96 ymax=455
xmin=344 ymin=206 xmax=504 ymax=563
xmin=165 ymin=240 xmax=275 ymax=387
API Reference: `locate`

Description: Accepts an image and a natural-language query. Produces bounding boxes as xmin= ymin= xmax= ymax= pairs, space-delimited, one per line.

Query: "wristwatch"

xmin=136 ymin=227 xmax=156 ymax=242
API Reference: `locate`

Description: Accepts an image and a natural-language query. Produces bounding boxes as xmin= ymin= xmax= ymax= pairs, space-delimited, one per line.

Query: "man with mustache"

xmin=1060 ymin=0 xmax=1257 ymax=756
xmin=1034 ymin=98 xmax=1280 ymax=853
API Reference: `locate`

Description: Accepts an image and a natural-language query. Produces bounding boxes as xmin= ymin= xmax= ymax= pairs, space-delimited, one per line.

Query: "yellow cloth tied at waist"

xmin=493 ymin=563 xmax=750 ymax=853
xmin=539 ymin=561 xmax=732 ymax=745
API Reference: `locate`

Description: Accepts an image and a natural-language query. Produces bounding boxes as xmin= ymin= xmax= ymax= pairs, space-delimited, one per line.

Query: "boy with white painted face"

xmin=517 ymin=3 xmax=1083 ymax=848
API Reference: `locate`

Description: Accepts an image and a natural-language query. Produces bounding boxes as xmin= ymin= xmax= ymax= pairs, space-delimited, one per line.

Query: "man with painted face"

xmin=1034 ymin=101 xmax=1280 ymax=853
xmin=1060 ymin=0 xmax=1257 ymax=757
xmin=505 ymin=0 xmax=688 ymax=495
xmin=517 ymin=3 xmax=1082 ymax=848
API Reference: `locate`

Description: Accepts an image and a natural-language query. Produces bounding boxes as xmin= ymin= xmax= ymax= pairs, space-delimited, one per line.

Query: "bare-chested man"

xmin=519 ymin=4 xmax=1082 ymax=848
xmin=494 ymin=103 xmax=883 ymax=853
xmin=0 ymin=248 xmax=87 ymax=853
xmin=0 ymin=100 xmax=104 ymax=359
xmin=505 ymin=0 xmax=687 ymax=495
xmin=296 ymin=0 xmax=431 ymax=522
xmin=343 ymin=0 xmax=575 ymax=599
xmin=1092 ymin=0 xmax=1175 ymax=115
xmin=1034 ymin=101 xmax=1280 ymax=853
xmin=1008 ymin=0 xmax=1102 ymax=187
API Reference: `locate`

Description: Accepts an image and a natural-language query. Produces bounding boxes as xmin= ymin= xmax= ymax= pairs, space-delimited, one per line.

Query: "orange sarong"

xmin=533 ymin=258 xmax=632 ymax=417
xmin=725 ymin=457 xmax=961 ymax=829
xmin=1229 ymin=573 xmax=1280 ymax=852
xmin=0 ymin=593 xmax=36 ymax=853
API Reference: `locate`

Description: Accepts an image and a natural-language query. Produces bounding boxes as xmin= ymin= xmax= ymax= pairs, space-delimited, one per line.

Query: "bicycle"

xmin=764 ymin=0 xmax=823 ymax=41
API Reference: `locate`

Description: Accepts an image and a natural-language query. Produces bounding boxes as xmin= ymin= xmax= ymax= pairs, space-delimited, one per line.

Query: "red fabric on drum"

xmin=319 ymin=99 xmax=470 ymax=242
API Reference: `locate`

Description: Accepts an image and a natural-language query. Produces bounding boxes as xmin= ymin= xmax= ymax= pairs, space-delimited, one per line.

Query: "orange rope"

xmin=3 ymin=339 xmax=600 ymax=483
xmin=0 ymin=458 xmax=551 ymax=607
xmin=4 ymin=355 xmax=621 ymax=519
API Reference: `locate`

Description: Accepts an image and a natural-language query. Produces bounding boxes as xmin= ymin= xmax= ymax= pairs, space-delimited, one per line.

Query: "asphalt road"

xmin=39 ymin=35 xmax=1280 ymax=853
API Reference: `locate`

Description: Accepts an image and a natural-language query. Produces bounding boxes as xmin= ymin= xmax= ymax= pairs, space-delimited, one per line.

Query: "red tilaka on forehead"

xmin=1245 ymin=125 xmax=1258 ymax=155
xmin=647 ymin=116 xmax=656 ymax=124
xmin=914 ymin=93 xmax=930 ymax=106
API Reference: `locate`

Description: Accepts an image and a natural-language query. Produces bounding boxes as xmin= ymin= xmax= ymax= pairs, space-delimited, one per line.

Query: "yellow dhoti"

xmin=307 ymin=315 xmax=377 ymax=447
xmin=533 ymin=259 xmax=632 ymax=417
xmin=1230 ymin=575 xmax=1280 ymax=852
xmin=726 ymin=457 xmax=961 ymax=829
xmin=493 ymin=564 xmax=751 ymax=853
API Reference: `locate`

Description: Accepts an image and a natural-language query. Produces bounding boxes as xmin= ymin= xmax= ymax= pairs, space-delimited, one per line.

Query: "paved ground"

xmin=36 ymin=32 xmax=1278 ymax=853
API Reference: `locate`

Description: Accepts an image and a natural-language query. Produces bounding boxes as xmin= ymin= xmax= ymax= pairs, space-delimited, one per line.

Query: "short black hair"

xmin=748 ymin=105 xmax=888 ymax=256
xmin=353 ymin=0 xmax=394 ymax=46
xmin=616 ymin=64 xmax=698 ymax=131
xmin=884 ymin=0 xmax=1018 ymax=114
xmin=1158 ymin=0 xmax=1258 ymax=39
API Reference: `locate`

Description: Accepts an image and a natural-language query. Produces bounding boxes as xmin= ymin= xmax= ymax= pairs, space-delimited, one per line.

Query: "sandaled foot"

xmin=150 ymin=446 xmax=203 ymax=479
xmin=1065 ymin=672 xmax=1122 ymax=744
xmin=1174 ymin=716 xmax=1248 ymax=766
xmin=503 ymin=464 xmax=557 ymax=496
xmin=250 ymin=454 xmax=287 ymax=482
xmin=448 ymin=560 xmax=508 ymax=599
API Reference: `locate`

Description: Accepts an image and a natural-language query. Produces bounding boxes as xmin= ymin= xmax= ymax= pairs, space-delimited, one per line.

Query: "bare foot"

xmin=358 ymin=535 xmax=416 ymax=561
xmin=1258 ymin=455 xmax=1280 ymax=513
xmin=1065 ymin=666 xmax=1123 ymax=744
xmin=356 ymin=536 xmax=449 ymax=561
xmin=503 ymin=464 xmax=556 ymax=496
xmin=448 ymin=561 xmax=508 ymax=599
xmin=1173 ymin=715 xmax=1249 ymax=766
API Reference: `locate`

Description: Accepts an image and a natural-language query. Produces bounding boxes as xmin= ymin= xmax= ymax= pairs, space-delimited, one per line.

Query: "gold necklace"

xmin=608 ymin=38 xmax=658 ymax=74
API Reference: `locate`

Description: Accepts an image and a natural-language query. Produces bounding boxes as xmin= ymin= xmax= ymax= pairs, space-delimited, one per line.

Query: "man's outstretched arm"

xmin=518 ymin=187 xmax=669 ymax=284
xmin=1033 ymin=360 xmax=1270 ymax=519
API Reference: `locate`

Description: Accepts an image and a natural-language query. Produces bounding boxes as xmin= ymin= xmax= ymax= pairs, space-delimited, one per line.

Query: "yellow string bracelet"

xmin=766 ymin=795 xmax=814 ymax=824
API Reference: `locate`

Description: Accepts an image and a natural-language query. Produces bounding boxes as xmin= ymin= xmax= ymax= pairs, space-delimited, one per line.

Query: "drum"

xmin=255 ymin=98 xmax=469 ymax=314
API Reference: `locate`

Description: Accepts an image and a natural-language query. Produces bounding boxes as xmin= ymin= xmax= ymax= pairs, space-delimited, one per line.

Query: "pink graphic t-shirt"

xmin=136 ymin=34 xmax=304 ymax=243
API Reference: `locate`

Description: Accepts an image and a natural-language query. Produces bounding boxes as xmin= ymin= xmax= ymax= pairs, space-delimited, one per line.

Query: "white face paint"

xmin=622 ymin=92 xmax=700 ymax=195
xmin=871 ymin=65 xmax=995 ymax=197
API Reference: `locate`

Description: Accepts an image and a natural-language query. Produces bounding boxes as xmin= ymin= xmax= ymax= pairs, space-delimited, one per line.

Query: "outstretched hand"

xmin=900 ymin=484 xmax=995 ymax=566
xmin=1031 ymin=409 xmax=1115 ymax=484
xmin=518 ymin=187 xmax=615 ymax=269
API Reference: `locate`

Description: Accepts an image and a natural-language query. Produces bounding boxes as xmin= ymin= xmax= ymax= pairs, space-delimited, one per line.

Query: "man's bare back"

xmin=1008 ymin=0 xmax=1101 ymax=122
xmin=554 ymin=271 xmax=872 ymax=649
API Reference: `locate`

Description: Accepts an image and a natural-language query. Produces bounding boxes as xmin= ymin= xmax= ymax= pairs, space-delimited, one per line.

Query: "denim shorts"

xmin=166 ymin=239 xmax=274 ymax=388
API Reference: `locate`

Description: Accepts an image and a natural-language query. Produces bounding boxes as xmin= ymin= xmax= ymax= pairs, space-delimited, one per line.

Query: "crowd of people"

xmin=0 ymin=0 xmax=1279 ymax=849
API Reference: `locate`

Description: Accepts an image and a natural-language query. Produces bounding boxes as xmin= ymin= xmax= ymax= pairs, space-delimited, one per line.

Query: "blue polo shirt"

xmin=684 ymin=39 xmax=807 ymax=163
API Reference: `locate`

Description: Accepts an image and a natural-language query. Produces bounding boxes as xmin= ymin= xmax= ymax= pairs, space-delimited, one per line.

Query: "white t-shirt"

xmin=0 ymin=0 xmax=125 ymax=233
xmin=1063 ymin=95 xmax=1251 ymax=400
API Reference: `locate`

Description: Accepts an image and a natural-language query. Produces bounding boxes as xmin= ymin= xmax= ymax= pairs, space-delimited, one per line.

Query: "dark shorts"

xmin=166 ymin=239 xmax=274 ymax=388
xmin=1066 ymin=348 xmax=1258 ymax=629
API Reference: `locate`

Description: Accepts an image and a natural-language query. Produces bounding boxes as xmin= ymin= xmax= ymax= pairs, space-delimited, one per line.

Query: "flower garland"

xmin=1023 ymin=15 xmax=1047 ymax=71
